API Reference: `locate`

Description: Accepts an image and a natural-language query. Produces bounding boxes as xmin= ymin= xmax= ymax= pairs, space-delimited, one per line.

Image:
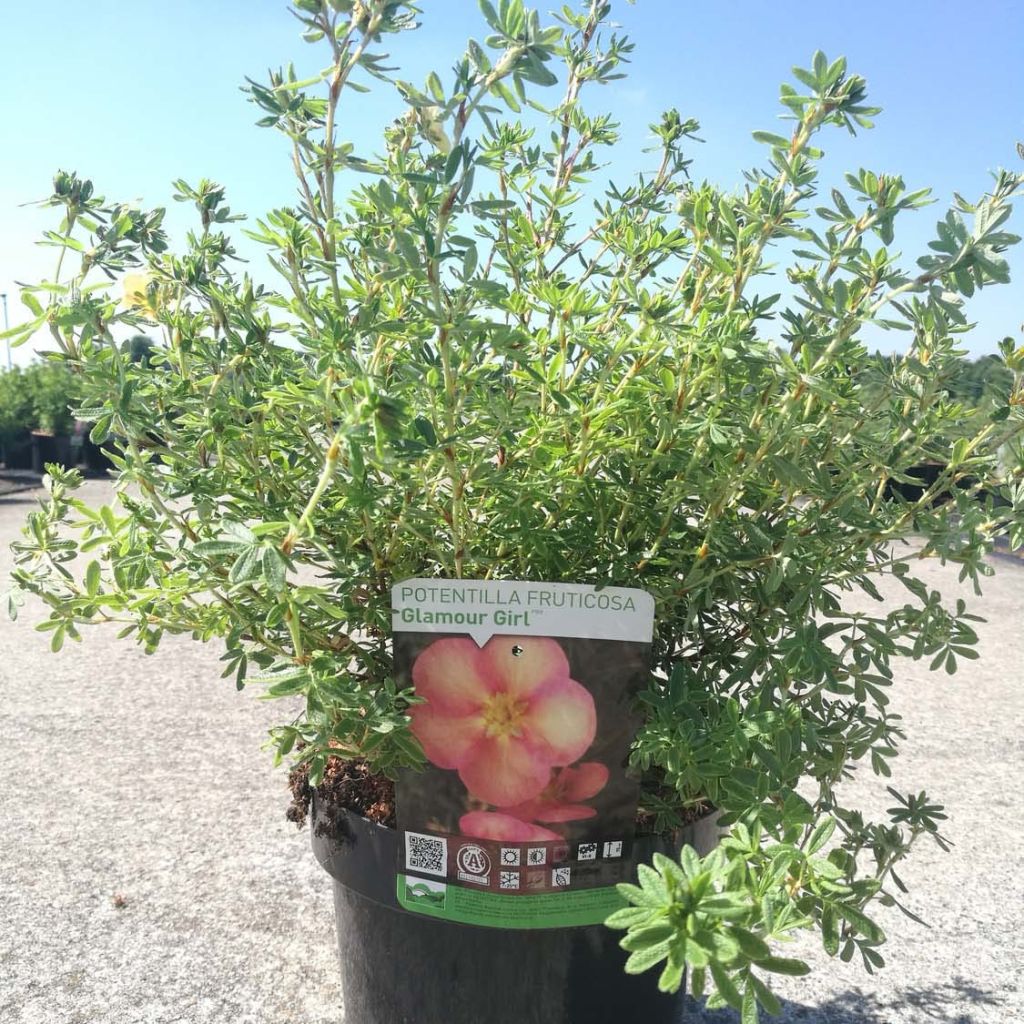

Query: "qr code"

xmin=405 ymin=832 xmax=447 ymax=878
xmin=578 ymin=842 xmax=597 ymax=861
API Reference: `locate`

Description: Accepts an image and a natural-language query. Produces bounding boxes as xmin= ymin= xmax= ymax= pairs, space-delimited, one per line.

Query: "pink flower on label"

xmin=408 ymin=635 xmax=596 ymax=807
xmin=502 ymin=761 xmax=610 ymax=822
xmin=459 ymin=811 xmax=561 ymax=843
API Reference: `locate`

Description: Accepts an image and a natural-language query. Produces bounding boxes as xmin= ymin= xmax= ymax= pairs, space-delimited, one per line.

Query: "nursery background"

xmin=2 ymin=1 xmax=1023 ymax=1023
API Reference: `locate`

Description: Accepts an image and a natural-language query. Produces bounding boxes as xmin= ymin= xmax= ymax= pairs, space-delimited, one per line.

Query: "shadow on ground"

xmin=686 ymin=976 xmax=1004 ymax=1023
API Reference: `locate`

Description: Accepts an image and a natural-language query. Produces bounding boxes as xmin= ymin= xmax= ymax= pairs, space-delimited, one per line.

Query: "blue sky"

xmin=2 ymin=0 xmax=1022 ymax=363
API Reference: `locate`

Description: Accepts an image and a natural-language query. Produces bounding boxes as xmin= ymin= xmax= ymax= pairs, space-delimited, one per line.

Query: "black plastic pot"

xmin=30 ymin=432 xmax=75 ymax=472
xmin=311 ymin=800 xmax=720 ymax=1024
xmin=1 ymin=433 xmax=34 ymax=470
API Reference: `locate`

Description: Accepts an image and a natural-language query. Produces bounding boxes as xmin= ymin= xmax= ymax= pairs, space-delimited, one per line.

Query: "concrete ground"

xmin=0 ymin=472 xmax=40 ymax=498
xmin=0 ymin=480 xmax=1021 ymax=1024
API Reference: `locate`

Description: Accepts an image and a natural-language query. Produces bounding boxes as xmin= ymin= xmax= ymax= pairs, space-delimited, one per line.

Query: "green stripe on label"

xmin=397 ymin=874 xmax=627 ymax=929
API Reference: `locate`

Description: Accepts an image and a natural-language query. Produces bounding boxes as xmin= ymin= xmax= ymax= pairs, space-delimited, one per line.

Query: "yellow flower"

xmin=122 ymin=271 xmax=157 ymax=312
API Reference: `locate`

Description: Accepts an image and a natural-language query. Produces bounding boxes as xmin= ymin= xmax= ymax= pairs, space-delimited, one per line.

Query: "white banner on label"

xmin=391 ymin=578 xmax=655 ymax=646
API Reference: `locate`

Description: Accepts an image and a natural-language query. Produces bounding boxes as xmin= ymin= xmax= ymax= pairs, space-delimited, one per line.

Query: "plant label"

xmin=394 ymin=578 xmax=655 ymax=929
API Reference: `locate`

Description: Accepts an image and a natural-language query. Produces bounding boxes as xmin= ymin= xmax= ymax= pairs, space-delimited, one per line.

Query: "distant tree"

xmin=0 ymin=368 xmax=33 ymax=454
xmin=947 ymin=352 xmax=1014 ymax=408
xmin=862 ymin=350 xmax=1015 ymax=417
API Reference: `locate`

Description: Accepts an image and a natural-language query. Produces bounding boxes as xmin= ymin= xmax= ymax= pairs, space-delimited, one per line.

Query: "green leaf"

xmin=652 ymin=851 xmax=685 ymax=886
xmin=257 ymin=666 xmax=311 ymax=697
xmin=678 ymin=845 xmax=701 ymax=879
xmin=413 ymin=416 xmax=438 ymax=446
xmin=657 ymin=957 xmax=685 ymax=994
xmin=751 ymin=974 xmax=781 ymax=1016
xmin=690 ymin=967 xmax=706 ymax=1000
xmin=0 ymin=313 xmax=45 ymax=341
xmin=229 ymin=545 xmax=262 ymax=585
xmin=709 ymin=962 xmax=744 ymax=1011
xmin=836 ymin=903 xmax=885 ymax=944
xmin=478 ymin=0 xmax=500 ymax=29
xmin=620 ymin=921 xmax=675 ymax=951
xmin=752 ymin=131 xmax=790 ymax=149
xmin=637 ymin=863 xmax=670 ymax=901
xmin=444 ymin=145 xmax=462 ymax=183
xmin=684 ymin=937 xmax=710 ymax=968
xmin=616 ymin=882 xmax=666 ymax=910
xmin=742 ymin=978 xmax=759 ymax=1024
xmin=84 ymin=560 xmax=101 ymax=597
xmin=99 ymin=506 xmax=119 ymax=536
xmin=806 ymin=815 xmax=836 ymax=855
xmin=426 ymin=71 xmax=445 ymax=103
xmin=731 ymin=927 xmax=771 ymax=962
xmin=262 ymin=546 xmax=288 ymax=591
xmin=759 ymin=956 xmax=811 ymax=976
xmin=223 ymin=521 xmax=258 ymax=545
xmin=605 ymin=906 xmax=653 ymax=929
xmin=194 ymin=540 xmax=247 ymax=557
xmin=700 ymin=895 xmax=751 ymax=918
xmin=89 ymin=416 xmax=112 ymax=445
xmin=624 ymin=938 xmax=672 ymax=974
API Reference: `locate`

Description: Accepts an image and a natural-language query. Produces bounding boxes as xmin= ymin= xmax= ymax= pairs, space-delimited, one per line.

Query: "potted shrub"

xmin=0 ymin=366 xmax=34 ymax=469
xmin=4 ymin=2 xmax=1024 ymax=1021
xmin=24 ymin=360 xmax=78 ymax=471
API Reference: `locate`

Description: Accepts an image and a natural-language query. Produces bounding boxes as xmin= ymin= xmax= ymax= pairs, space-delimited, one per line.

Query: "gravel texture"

xmin=1 ymin=480 xmax=1022 ymax=1024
